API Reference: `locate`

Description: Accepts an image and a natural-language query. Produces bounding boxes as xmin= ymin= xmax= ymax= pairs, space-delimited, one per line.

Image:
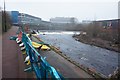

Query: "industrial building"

xmin=8 ymin=11 xmax=42 ymax=26
xmin=95 ymin=19 xmax=119 ymax=29
xmin=19 ymin=13 xmax=42 ymax=24
xmin=50 ymin=17 xmax=78 ymax=23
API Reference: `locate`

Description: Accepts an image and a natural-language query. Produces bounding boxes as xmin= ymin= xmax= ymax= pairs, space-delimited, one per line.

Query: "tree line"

xmin=76 ymin=21 xmax=119 ymax=44
xmin=0 ymin=10 xmax=12 ymax=33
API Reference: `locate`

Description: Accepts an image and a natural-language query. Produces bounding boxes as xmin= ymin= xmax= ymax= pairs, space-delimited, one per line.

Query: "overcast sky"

xmin=0 ymin=0 xmax=119 ymax=22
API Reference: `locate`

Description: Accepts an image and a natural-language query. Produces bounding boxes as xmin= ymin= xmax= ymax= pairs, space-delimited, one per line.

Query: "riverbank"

xmin=73 ymin=34 xmax=120 ymax=53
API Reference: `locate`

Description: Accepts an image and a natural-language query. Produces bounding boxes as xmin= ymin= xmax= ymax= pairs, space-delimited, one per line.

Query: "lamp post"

xmin=4 ymin=0 xmax=6 ymax=31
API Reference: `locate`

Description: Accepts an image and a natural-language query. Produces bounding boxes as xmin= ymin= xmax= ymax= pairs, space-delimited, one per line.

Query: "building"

xmin=9 ymin=11 xmax=19 ymax=25
xmin=95 ymin=19 xmax=119 ymax=29
xmin=82 ymin=20 xmax=92 ymax=24
xmin=50 ymin=17 xmax=78 ymax=23
xmin=19 ymin=13 xmax=42 ymax=24
xmin=7 ymin=11 xmax=44 ymax=26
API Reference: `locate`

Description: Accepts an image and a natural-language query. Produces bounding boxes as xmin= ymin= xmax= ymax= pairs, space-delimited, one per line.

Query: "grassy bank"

xmin=73 ymin=33 xmax=120 ymax=53
xmin=73 ymin=20 xmax=120 ymax=53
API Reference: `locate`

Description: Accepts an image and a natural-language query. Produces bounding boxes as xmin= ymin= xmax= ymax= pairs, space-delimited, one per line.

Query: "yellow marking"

xmin=32 ymin=41 xmax=41 ymax=48
xmin=27 ymin=60 xmax=30 ymax=65
xmin=22 ymin=51 xmax=26 ymax=55
xmin=41 ymin=45 xmax=50 ymax=50
xmin=32 ymin=34 xmax=38 ymax=36
xmin=32 ymin=41 xmax=50 ymax=50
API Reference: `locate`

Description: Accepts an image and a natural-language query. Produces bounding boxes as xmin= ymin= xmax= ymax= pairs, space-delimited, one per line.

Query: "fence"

xmin=10 ymin=31 xmax=64 ymax=80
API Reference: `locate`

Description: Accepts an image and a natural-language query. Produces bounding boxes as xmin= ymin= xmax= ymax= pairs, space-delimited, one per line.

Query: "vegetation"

xmin=73 ymin=20 xmax=120 ymax=52
xmin=1 ymin=11 xmax=12 ymax=33
xmin=75 ymin=21 xmax=119 ymax=44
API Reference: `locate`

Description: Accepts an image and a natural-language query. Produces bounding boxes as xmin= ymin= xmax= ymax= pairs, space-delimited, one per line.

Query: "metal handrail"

xmin=21 ymin=32 xmax=64 ymax=80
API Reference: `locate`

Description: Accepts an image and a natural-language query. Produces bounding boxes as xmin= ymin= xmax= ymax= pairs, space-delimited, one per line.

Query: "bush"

xmin=75 ymin=21 xmax=119 ymax=43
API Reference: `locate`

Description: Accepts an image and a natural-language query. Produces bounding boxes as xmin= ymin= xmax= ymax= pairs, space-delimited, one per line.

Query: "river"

xmin=37 ymin=30 xmax=118 ymax=77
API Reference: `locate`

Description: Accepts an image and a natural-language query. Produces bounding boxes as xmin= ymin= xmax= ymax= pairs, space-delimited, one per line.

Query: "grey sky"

xmin=0 ymin=0 xmax=119 ymax=22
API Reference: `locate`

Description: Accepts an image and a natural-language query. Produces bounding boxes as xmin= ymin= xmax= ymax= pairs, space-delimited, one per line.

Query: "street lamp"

xmin=4 ymin=0 xmax=7 ymax=32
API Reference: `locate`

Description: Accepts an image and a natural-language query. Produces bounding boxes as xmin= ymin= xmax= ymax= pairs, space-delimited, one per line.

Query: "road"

xmin=38 ymin=30 xmax=118 ymax=77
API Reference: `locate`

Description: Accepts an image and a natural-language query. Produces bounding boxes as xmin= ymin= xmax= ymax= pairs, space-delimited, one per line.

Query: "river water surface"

xmin=38 ymin=30 xmax=118 ymax=77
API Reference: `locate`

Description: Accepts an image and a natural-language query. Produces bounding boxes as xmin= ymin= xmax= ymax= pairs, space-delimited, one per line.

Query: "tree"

xmin=2 ymin=11 xmax=12 ymax=33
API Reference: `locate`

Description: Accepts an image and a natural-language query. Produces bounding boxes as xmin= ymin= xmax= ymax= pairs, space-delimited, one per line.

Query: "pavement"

xmin=0 ymin=35 xmax=2 ymax=79
xmin=2 ymin=26 xmax=33 ymax=78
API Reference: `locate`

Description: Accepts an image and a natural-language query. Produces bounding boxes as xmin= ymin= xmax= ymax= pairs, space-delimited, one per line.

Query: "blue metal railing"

xmin=11 ymin=31 xmax=64 ymax=80
xmin=22 ymin=32 xmax=64 ymax=79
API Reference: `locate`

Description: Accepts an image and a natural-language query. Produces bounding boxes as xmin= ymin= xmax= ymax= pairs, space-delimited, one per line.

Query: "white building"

xmin=50 ymin=17 xmax=78 ymax=23
xmin=18 ymin=13 xmax=42 ymax=24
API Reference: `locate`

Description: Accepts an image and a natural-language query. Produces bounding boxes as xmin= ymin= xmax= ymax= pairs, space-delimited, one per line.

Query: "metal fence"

xmin=10 ymin=31 xmax=64 ymax=80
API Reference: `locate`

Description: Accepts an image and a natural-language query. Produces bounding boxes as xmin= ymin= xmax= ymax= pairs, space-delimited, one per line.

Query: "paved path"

xmin=2 ymin=26 xmax=32 ymax=78
xmin=0 ymin=35 xmax=2 ymax=79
